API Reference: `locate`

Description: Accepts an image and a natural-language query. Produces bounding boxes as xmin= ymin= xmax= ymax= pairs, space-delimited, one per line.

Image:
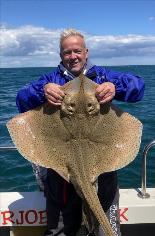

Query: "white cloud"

xmin=0 ymin=24 xmax=155 ymax=67
xmin=86 ymin=34 xmax=155 ymax=58
xmin=0 ymin=25 xmax=60 ymax=56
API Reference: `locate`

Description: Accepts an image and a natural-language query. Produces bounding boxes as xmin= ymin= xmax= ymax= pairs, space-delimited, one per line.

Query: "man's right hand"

xmin=44 ymin=83 xmax=65 ymax=106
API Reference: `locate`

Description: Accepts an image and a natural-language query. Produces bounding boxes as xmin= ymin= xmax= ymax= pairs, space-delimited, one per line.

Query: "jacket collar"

xmin=58 ymin=60 xmax=95 ymax=80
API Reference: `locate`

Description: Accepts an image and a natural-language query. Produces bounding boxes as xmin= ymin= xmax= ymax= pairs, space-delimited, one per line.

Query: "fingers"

xmin=44 ymin=82 xmax=115 ymax=107
xmin=45 ymin=94 xmax=62 ymax=106
xmin=96 ymin=82 xmax=115 ymax=104
xmin=99 ymin=95 xmax=113 ymax=104
xmin=44 ymin=83 xmax=65 ymax=106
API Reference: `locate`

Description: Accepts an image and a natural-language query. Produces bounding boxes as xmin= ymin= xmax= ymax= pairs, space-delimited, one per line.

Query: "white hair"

xmin=60 ymin=28 xmax=86 ymax=49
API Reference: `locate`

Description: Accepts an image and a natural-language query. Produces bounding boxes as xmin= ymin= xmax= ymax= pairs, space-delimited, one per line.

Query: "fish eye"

xmin=87 ymin=103 xmax=92 ymax=107
xmin=70 ymin=102 xmax=75 ymax=108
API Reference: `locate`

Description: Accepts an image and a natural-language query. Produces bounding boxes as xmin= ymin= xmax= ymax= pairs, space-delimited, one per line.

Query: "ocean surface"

xmin=0 ymin=65 xmax=155 ymax=192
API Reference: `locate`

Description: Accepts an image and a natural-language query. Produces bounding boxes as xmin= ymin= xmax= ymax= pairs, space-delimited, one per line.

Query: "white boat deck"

xmin=0 ymin=188 xmax=155 ymax=235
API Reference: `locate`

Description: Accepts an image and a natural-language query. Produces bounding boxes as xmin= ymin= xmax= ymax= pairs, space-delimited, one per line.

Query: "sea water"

xmin=0 ymin=65 xmax=155 ymax=191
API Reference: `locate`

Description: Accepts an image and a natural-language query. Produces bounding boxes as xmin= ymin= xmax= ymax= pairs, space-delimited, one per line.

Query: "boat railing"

xmin=0 ymin=140 xmax=155 ymax=199
xmin=138 ymin=140 xmax=155 ymax=199
xmin=0 ymin=146 xmax=17 ymax=151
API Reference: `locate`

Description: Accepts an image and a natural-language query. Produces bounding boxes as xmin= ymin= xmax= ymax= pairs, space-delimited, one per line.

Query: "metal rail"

xmin=0 ymin=146 xmax=17 ymax=151
xmin=138 ymin=140 xmax=155 ymax=199
xmin=1 ymin=141 xmax=155 ymax=199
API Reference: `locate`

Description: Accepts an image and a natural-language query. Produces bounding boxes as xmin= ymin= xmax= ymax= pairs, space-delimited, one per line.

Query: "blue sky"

xmin=1 ymin=0 xmax=155 ymax=67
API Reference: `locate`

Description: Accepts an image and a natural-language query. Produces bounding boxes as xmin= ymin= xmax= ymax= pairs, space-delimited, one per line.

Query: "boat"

xmin=0 ymin=140 xmax=155 ymax=236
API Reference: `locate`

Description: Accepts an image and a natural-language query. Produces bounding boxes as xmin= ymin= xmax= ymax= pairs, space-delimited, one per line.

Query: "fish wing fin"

xmin=7 ymin=104 xmax=71 ymax=182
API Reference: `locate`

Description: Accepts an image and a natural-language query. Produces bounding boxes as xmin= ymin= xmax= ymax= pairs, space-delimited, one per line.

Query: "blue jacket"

xmin=16 ymin=65 xmax=145 ymax=113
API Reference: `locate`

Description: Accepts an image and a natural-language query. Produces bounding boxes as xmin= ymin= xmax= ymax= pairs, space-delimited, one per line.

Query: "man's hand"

xmin=95 ymin=82 xmax=115 ymax=104
xmin=44 ymin=83 xmax=65 ymax=106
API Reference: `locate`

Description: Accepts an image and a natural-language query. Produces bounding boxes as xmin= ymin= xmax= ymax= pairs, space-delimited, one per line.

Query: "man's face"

xmin=60 ymin=36 xmax=88 ymax=76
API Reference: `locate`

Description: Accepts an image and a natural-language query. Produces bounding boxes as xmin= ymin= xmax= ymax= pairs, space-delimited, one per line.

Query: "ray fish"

xmin=7 ymin=75 xmax=142 ymax=236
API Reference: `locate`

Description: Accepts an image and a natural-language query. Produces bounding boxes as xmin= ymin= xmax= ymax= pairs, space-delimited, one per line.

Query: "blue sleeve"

xmin=104 ymin=69 xmax=145 ymax=102
xmin=16 ymin=74 xmax=50 ymax=113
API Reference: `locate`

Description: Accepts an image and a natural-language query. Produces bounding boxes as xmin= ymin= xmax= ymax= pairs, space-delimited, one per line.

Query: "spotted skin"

xmin=7 ymin=75 xmax=142 ymax=236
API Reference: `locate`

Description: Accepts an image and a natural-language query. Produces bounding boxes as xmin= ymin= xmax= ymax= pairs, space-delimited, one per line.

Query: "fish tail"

xmin=82 ymin=182 xmax=115 ymax=236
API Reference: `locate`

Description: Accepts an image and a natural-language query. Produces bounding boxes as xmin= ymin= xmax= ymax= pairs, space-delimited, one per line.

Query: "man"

xmin=16 ymin=28 xmax=145 ymax=236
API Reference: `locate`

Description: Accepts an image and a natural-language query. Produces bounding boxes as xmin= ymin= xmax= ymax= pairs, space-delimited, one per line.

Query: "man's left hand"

xmin=95 ymin=82 xmax=116 ymax=104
